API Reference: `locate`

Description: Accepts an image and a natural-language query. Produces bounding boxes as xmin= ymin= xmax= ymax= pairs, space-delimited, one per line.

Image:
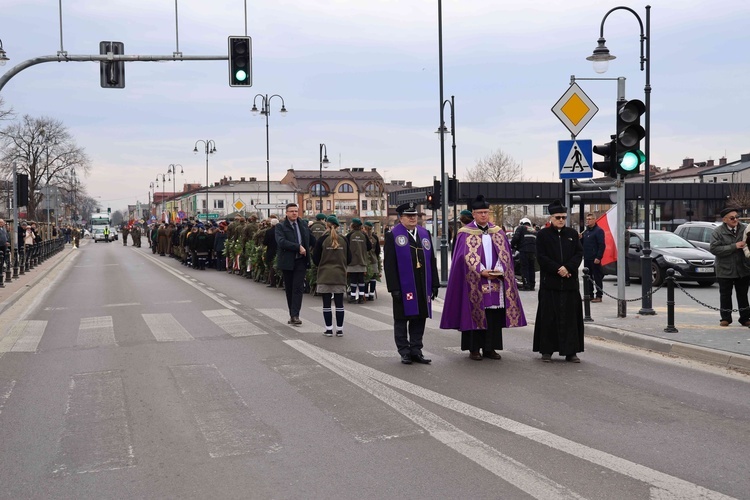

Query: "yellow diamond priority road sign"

xmin=551 ymin=83 xmax=598 ymax=136
xmin=233 ymin=199 xmax=246 ymax=212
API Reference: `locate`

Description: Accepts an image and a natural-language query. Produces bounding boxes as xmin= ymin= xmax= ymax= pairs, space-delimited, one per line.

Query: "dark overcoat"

xmin=275 ymin=218 xmax=311 ymax=271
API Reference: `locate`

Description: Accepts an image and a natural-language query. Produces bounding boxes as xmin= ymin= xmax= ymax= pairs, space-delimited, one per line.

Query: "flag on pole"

xmin=596 ymin=206 xmax=618 ymax=266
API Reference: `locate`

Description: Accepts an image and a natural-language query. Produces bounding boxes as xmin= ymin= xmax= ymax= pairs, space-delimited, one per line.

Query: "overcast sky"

xmin=2 ymin=0 xmax=748 ymax=213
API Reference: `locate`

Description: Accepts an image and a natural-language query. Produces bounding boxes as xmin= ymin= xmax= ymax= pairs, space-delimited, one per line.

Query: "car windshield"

xmin=649 ymin=232 xmax=694 ymax=249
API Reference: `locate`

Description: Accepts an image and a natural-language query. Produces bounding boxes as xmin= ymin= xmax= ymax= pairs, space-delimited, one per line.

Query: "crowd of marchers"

xmin=114 ymin=197 xmax=587 ymax=365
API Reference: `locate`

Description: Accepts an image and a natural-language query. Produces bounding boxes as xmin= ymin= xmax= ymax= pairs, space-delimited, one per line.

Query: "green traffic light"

xmin=620 ymin=150 xmax=646 ymax=171
xmin=235 ymin=70 xmax=248 ymax=82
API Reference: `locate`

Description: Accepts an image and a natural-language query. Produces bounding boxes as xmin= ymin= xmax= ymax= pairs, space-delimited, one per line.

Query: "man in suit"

xmin=275 ymin=203 xmax=311 ymax=326
xmin=384 ymin=202 xmax=439 ymax=365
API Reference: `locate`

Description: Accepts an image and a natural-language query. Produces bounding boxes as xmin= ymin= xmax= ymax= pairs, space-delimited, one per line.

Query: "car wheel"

xmin=651 ymin=263 xmax=664 ymax=287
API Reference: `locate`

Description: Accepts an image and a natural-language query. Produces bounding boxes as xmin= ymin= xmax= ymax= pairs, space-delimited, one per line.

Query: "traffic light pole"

xmin=0 ymin=53 xmax=228 ymax=92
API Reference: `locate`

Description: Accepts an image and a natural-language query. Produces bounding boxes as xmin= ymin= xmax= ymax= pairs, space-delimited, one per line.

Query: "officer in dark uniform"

xmin=384 ymin=202 xmax=439 ymax=364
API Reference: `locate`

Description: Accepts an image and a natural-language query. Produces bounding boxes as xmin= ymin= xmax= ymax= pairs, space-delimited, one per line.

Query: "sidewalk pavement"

xmin=2 ymin=242 xmax=749 ymax=373
xmin=516 ymin=277 xmax=750 ymax=372
xmin=0 ymin=241 xmax=81 ymax=316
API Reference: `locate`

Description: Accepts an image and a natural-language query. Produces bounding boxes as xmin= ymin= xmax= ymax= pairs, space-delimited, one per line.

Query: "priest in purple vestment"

xmin=440 ymin=195 xmax=527 ymax=360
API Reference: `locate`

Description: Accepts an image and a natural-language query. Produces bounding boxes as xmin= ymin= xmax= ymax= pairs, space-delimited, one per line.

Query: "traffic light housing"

xmin=99 ymin=41 xmax=125 ymax=89
xmin=426 ymin=192 xmax=435 ymax=210
xmin=432 ymin=179 xmax=442 ymax=210
xmin=616 ymin=99 xmax=646 ymax=176
xmin=228 ymin=36 xmax=252 ymax=87
xmin=592 ymin=137 xmax=617 ymax=178
xmin=16 ymin=173 xmax=28 ymax=207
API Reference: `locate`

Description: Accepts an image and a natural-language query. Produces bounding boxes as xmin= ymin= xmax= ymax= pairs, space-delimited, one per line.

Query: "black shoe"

xmin=483 ymin=350 xmax=502 ymax=360
xmin=411 ymin=354 xmax=432 ymax=364
xmin=335 ymin=331 xmax=344 ymax=337
xmin=400 ymin=355 xmax=413 ymax=365
xmin=290 ymin=317 xmax=302 ymax=326
xmin=565 ymin=355 xmax=581 ymax=363
xmin=323 ymin=330 xmax=333 ymax=337
xmin=541 ymin=354 xmax=552 ymax=363
xmin=348 ymin=298 xmax=358 ymax=304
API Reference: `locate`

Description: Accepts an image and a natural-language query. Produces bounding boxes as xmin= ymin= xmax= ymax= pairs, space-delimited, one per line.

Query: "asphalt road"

xmin=0 ymin=241 xmax=747 ymax=499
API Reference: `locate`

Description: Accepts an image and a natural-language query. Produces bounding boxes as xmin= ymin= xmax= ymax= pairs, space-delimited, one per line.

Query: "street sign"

xmin=197 ymin=213 xmax=219 ymax=220
xmin=233 ymin=199 xmax=246 ymax=212
xmin=551 ymin=83 xmax=599 ymax=136
xmin=558 ymin=139 xmax=593 ymax=179
xmin=255 ymin=204 xmax=286 ymax=210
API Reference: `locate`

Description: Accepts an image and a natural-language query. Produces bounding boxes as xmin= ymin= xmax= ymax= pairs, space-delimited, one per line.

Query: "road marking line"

xmin=229 ymin=299 xmax=241 ymax=305
xmin=285 ymin=340 xmax=735 ymax=500
xmin=367 ymin=350 xmax=437 ymax=359
xmin=0 ymin=379 xmax=16 ymax=415
xmin=77 ymin=316 xmax=116 ymax=348
xmin=203 ymin=310 xmax=267 ymax=337
xmin=102 ymin=302 xmax=140 ymax=308
xmin=308 ymin=307 xmax=392 ymax=331
xmin=53 ymin=371 xmax=136 ymax=475
xmin=142 ymin=314 xmax=194 ymax=342
xmin=0 ymin=320 xmax=47 ymax=353
xmin=257 ymin=308 xmax=320 ymax=333
xmin=169 ymin=364 xmax=281 ymax=458
xmin=286 ymin=340 xmax=584 ymax=500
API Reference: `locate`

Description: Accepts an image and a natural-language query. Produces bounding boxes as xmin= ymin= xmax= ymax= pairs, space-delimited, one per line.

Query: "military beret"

xmin=351 ymin=218 xmax=362 ymax=226
xmin=327 ymin=215 xmax=340 ymax=226
xmin=364 ymin=221 xmax=374 ymax=227
xmin=459 ymin=210 xmax=473 ymax=218
xmin=316 ymin=213 xmax=327 ymax=220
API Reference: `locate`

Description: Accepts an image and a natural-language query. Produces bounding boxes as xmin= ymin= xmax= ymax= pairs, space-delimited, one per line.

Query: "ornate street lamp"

xmin=193 ymin=140 xmax=217 ymax=218
xmin=586 ymin=5 xmax=653 ymax=315
xmin=167 ymin=163 xmax=183 ymax=222
xmin=252 ymin=94 xmax=287 ymax=216
xmin=319 ymin=143 xmax=330 ymax=214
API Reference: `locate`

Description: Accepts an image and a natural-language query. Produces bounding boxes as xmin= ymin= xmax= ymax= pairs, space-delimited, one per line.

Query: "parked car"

xmin=603 ymin=229 xmax=715 ymax=287
xmin=92 ymin=228 xmax=116 ymax=242
xmin=673 ymin=221 xmax=720 ymax=251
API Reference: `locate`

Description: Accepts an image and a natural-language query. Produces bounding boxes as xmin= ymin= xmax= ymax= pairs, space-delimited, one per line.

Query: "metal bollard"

xmin=582 ymin=267 xmax=593 ymax=322
xmin=0 ymin=251 xmax=4 ymax=287
xmin=664 ymin=268 xmax=678 ymax=333
xmin=4 ymin=250 xmax=11 ymax=281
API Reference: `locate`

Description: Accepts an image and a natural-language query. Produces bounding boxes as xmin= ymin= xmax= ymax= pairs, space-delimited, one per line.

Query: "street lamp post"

xmin=319 ymin=143 xmax=329 ymax=214
xmin=167 ymin=163 xmax=183 ymax=222
xmin=193 ymin=140 xmax=216 ymax=218
xmin=586 ymin=4 xmax=653 ymax=315
xmin=436 ymin=0 xmax=449 ymax=284
xmin=251 ymin=94 xmax=287 ymax=217
xmin=156 ymin=173 xmax=167 ymax=221
xmin=149 ymin=181 xmax=155 ymax=218
xmin=437 ymin=95 xmax=456 ymax=256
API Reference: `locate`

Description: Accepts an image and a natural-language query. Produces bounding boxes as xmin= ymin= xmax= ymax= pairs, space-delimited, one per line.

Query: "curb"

xmin=585 ymin=323 xmax=750 ymax=372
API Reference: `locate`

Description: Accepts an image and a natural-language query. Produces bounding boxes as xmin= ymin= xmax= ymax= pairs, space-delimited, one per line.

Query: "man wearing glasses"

xmin=533 ymin=200 xmax=584 ymax=363
xmin=709 ymin=207 xmax=750 ymax=327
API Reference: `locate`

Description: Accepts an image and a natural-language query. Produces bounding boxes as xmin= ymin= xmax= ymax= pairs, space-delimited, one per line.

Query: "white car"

xmin=92 ymin=228 xmax=114 ymax=242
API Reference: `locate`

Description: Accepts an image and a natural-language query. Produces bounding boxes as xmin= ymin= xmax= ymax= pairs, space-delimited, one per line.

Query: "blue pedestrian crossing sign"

xmin=558 ymin=139 xmax=593 ymax=179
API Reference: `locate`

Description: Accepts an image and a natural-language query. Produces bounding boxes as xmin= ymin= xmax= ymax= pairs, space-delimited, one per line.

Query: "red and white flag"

xmin=596 ymin=206 xmax=618 ymax=266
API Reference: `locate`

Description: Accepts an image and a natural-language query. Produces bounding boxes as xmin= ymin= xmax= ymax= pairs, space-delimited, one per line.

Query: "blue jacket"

xmin=581 ymin=224 xmax=605 ymax=261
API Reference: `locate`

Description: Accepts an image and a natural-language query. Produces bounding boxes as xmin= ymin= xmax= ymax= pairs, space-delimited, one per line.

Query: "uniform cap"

xmin=396 ymin=202 xmax=418 ymax=215
xmin=316 ymin=213 xmax=327 ymax=220
xmin=720 ymin=207 xmax=739 ymax=217
xmin=326 ymin=215 xmax=340 ymax=226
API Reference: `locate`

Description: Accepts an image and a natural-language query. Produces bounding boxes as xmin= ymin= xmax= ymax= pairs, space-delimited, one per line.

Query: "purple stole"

xmin=391 ymin=224 xmax=433 ymax=317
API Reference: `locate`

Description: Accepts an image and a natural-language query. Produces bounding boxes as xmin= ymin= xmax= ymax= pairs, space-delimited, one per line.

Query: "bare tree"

xmin=0 ymin=96 xmax=13 ymax=122
xmin=727 ymin=185 xmax=750 ymax=215
xmin=464 ymin=149 xmax=525 ymax=226
xmin=0 ymin=115 xmax=91 ymax=219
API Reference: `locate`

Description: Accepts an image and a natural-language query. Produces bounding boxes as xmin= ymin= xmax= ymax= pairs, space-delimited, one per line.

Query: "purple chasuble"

xmin=391 ymin=224 xmax=433 ymax=317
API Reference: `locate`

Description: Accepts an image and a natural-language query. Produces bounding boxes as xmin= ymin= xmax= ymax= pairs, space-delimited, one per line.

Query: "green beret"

xmin=300 ymin=219 xmax=309 ymax=225
xmin=326 ymin=215 xmax=340 ymax=226
xmin=316 ymin=213 xmax=327 ymax=220
xmin=364 ymin=221 xmax=374 ymax=227
xmin=460 ymin=210 xmax=473 ymax=218
xmin=351 ymin=218 xmax=362 ymax=226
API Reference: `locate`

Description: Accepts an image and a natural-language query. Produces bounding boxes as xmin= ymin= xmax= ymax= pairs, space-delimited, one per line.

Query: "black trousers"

xmin=717 ymin=276 xmax=750 ymax=324
xmin=282 ymin=259 xmax=307 ymax=318
xmin=394 ymin=317 xmax=426 ymax=357
xmin=520 ymin=252 xmax=536 ymax=288
xmin=584 ymin=259 xmax=604 ymax=298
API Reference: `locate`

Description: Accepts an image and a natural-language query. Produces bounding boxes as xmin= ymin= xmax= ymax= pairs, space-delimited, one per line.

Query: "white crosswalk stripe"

xmin=0 ymin=320 xmax=47 ymax=353
xmin=77 ymin=316 xmax=116 ymax=348
xmin=308 ymin=307 xmax=392 ymax=331
xmin=142 ymin=313 xmax=194 ymax=342
xmin=203 ymin=310 xmax=267 ymax=337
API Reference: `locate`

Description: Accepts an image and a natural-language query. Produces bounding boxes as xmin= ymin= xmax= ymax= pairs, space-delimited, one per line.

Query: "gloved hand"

xmin=392 ymin=291 xmax=402 ymax=301
xmin=431 ymin=288 xmax=439 ymax=300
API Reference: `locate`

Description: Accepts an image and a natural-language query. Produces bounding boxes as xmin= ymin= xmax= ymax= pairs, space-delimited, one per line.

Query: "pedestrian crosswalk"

xmin=0 ymin=309 xmax=271 ymax=353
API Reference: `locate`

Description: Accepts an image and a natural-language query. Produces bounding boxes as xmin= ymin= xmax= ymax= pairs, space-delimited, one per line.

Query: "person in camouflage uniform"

xmin=363 ymin=221 xmax=382 ymax=301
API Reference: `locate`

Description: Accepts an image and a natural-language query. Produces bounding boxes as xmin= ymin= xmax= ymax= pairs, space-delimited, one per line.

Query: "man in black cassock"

xmin=533 ymin=200 xmax=584 ymax=363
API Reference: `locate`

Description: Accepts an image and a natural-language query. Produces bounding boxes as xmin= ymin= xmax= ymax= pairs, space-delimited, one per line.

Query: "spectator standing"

xmin=711 ymin=207 xmax=750 ymax=327
xmin=511 ymin=217 xmax=538 ymax=291
xmin=581 ymin=213 xmax=606 ymax=302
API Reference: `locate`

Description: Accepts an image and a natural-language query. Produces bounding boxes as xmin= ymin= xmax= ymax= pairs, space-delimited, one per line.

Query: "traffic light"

xmin=99 ymin=41 xmax=125 ymax=89
xmin=108 ymin=207 xmax=111 ymax=214
xmin=16 ymin=173 xmax=28 ymax=206
xmin=592 ymin=137 xmax=617 ymax=178
xmin=448 ymin=177 xmax=458 ymax=204
xmin=616 ymin=99 xmax=646 ymax=176
xmin=426 ymin=192 xmax=435 ymax=210
xmin=432 ymin=179 xmax=442 ymax=210
xmin=228 ymin=36 xmax=252 ymax=87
